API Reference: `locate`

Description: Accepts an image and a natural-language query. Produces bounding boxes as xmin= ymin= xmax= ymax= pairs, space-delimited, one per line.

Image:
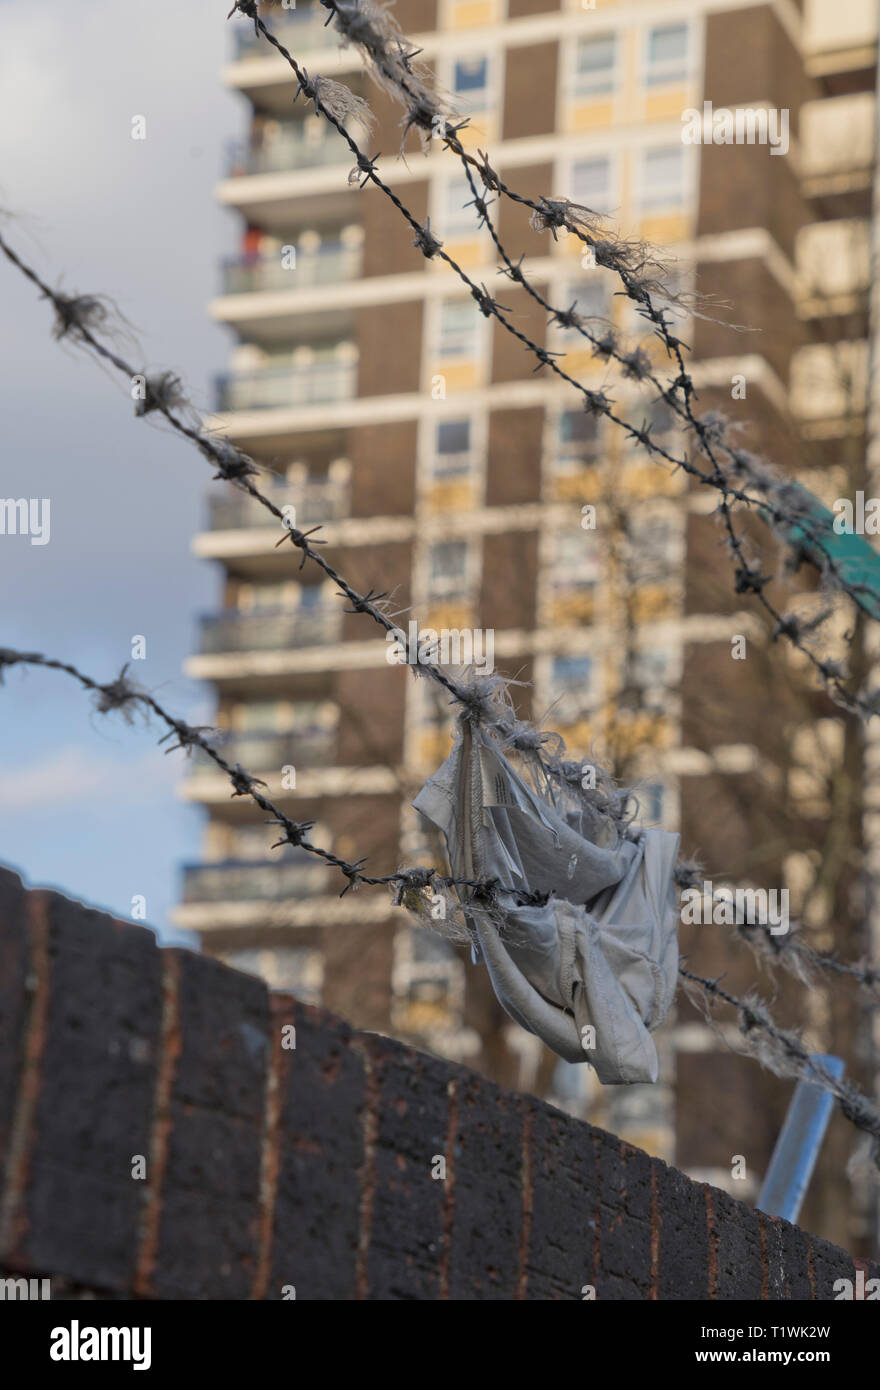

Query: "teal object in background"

xmin=769 ymin=481 xmax=880 ymax=622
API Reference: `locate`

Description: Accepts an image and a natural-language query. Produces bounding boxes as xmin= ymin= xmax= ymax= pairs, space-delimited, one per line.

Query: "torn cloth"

xmin=412 ymin=720 xmax=680 ymax=1084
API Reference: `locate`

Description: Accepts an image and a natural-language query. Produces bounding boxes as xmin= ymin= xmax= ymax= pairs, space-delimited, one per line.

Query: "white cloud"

xmin=0 ymin=742 xmax=180 ymax=811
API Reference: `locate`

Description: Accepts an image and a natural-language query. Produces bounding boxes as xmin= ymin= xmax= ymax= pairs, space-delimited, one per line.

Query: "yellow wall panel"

xmin=430 ymin=360 xmax=480 ymax=391
xmin=638 ymin=212 xmax=688 ymax=244
xmin=449 ymin=0 xmax=494 ymax=29
xmin=426 ymin=481 xmax=478 ymax=511
xmin=644 ymin=88 xmax=688 ymax=123
xmin=569 ymin=100 xmax=615 ymax=132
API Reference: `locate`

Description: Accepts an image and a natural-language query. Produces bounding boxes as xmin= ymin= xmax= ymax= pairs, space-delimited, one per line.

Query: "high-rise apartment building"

xmin=173 ymin=0 xmax=880 ymax=1250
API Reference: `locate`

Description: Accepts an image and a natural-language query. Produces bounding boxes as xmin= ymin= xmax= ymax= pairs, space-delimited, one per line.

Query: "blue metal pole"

xmin=756 ymin=1054 xmax=846 ymax=1225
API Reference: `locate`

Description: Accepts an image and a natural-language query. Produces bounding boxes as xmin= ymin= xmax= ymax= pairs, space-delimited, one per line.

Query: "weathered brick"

xmin=360 ymin=1035 xmax=452 ymax=1300
xmin=595 ymin=1135 xmax=655 ymax=1300
xmin=446 ymin=1073 xmax=524 ymax=1300
xmin=810 ymin=1234 xmax=856 ymax=1302
xmin=9 ymin=888 xmax=162 ymax=1292
xmin=268 ymin=1000 xmax=365 ymax=1301
xmin=711 ymin=1186 xmax=764 ymax=1300
xmin=525 ymin=1101 xmax=597 ymax=1301
xmin=0 ymin=869 xmax=29 ymax=1188
xmin=774 ymin=1219 xmax=813 ymax=1301
xmin=149 ymin=951 xmax=270 ymax=1299
xmin=657 ymin=1166 xmax=711 ymax=1300
xmin=0 ymin=878 xmax=871 ymax=1303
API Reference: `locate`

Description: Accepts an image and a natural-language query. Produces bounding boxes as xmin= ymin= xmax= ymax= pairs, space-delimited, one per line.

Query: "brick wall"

xmin=0 ymin=867 xmax=874 ymax=1301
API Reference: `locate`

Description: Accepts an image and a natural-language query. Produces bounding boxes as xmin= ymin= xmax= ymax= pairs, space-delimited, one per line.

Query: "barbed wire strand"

xmin=0 ymin=646 xmax=549 ymax=908
xmin=680 ymin=966 xmax=880 ymax=1170
xmin=0 ymin=45 xmax=877 ymax=983
xmin=0 ymin=0 xmax=874 ymax=1151
xmin=3 ymin=643 xmax=878 ymax=1159
xmin=234 ymin=0 xmax=880 ymax=718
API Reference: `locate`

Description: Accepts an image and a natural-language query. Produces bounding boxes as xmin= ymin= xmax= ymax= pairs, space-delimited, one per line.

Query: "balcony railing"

xmin=198 ymin=605 xmax=343 ymax=655
xmin=233 ymin=9 xmax=338 ymax=60
xmin=220 ymin=243 xmax=361 ymax=294
xmin=186 ymin=727 xmax=336 ymax=775
xmin=182 ymin=856 xmax=330 ymax=904
xmin=226 ymin=127 xmax=353 ymax=177
xmin=215 ymin=360 xmax=356 ymax=411
xmin=208 ymin=478 xmax=348 ymax=531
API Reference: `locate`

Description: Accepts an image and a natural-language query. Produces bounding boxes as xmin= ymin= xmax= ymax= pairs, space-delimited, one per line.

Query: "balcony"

xmin=232 ymin=8 xmax=338 ymax=61
xmin=181 ymin=855 xmax=330 ymax=904
xmin=185 ymin=727 xmax=336 ymax=776
xmin=208 ymin=475 xmax=348 ymax=531
xmin=198 ymin=605 xmax=343 ymax=655
xmin=220 ymin=241 xmax=361 ymax=295
xmin=226 ymin=126 xmax=353 ymax=178
xmin=215 ymin=359 xmax=356 ymax=412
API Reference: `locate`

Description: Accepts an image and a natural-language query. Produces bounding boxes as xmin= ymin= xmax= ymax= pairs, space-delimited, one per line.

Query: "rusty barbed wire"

xmin=1 ymin=53 xmax=873 ymax=722
xmin=0 ymin=646 xmax=552 ymax=909
xmin=0 ymin=29 xmax=876 ymax=982
xmin=680 ymin=965 xmax=880 ymax=1169
xmin=233 ymin=0 xmax=880 ymax=718
xmin=3 ymin=641 xmax=879 ymax=1158
xmin=3 ymin=638 xmax=879 ymax=1000
xmin=0 ymin=0 xmax=875 ymax=1144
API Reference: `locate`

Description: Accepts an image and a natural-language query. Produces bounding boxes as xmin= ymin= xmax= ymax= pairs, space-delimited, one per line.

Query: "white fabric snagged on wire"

xmin=413 ymin=718 xmax=680 ymax=1084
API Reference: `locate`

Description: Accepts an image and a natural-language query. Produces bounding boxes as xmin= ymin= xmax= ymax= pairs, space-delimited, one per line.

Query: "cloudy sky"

xmin=0 ymin=0 xmax=251 ymax=938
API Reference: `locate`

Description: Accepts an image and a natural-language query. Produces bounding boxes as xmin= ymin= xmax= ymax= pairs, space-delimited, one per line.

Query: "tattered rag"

xmin=413 ymin=720 xmax=680 ymax=1084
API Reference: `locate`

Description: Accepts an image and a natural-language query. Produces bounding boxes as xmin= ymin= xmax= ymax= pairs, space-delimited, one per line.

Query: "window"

xmin=298 ymin=582 xmax=322 ymax=609
xmin=574 ymin=35 xmax=617 ymax=97
xmin=554 ymin=527 xmax=600 ymax=588
xmin=235 ymin=700 xmax=286 ymax=732
xmin=233 ymin=824 xmax=280 ymax=860
xmin=624 ymin=399 xmax=676 ymax=452
xmin=558 ymin=278 xmax=611 ymax=338
xmin=437 ymin=297 xmax=481 ymax=359
xmin=571 ymin=156 xmax=613 ymax=213
xmin=427 ymin=539 xmax=470 ymax=598
xmin=625 ymin=517 xmax=675 ymax=586
xmin=629 ymin=648 xmax=669 ymax=694
xmin=549 ymin=655 xmax=594 ymax=724
xmin=432 ymin=418 xmax=473 ymax=478
xmin=556 ymin=409 xmax=601 ymax=467
xmin=645 ymin=24 xmax=689 ymax=87
xmin=438 ymin=418 xmax=471 ymax=455
xmin=453 ymin=56 xmax=489 ymax=110
xmin=234 ymin=699 xmax=335 ymax=734
xmin=640 ymin=146 xmax=685 ymax=211
xmin=623 ymin=649 xmax=670 ymax=717
xmin=441 ymin=176 xmax=478 ymax=239
xmin=241 ymin=580 xmax=295 ymax=611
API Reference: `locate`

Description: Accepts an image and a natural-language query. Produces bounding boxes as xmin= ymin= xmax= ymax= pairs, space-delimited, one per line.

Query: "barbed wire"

xmin=0 ymin=646 xmax=552 ymax=909
xmin=3 ymin=634 xmax=879 ymax=998
xmin=228 ymin=0 xmax=880 ymax=718
xmin=3 ymin=642 xmax=879 ymax=1161
xmin=0 ymin=23 xmax=876 ymax=983
xmin=673 ymin=864 xmax=880 ymax=1003
xmin=2 ymin=17 xmax=875 ymax=723
xmin=0 ymin=0 xmax=874 ymax=1151
xmin=680 ymin=966 xmax=880 ymax=1170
